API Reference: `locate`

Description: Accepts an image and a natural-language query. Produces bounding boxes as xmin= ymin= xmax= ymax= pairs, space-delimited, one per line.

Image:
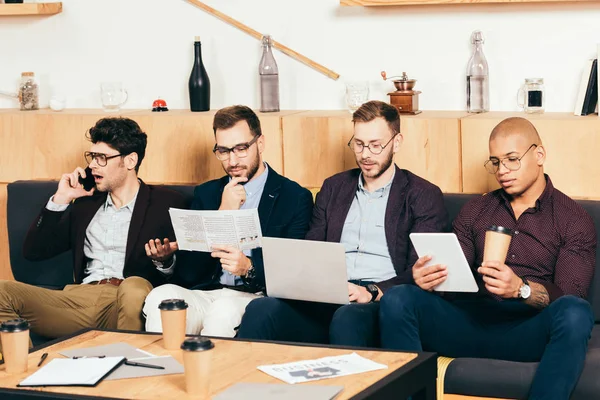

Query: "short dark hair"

xmin=352 ymin=100 xmax=400 ymax=135
xmin=213 ymin=105 xmax=262 ymax=137
xmin=87 ymin=117 xmax=147 ymax=172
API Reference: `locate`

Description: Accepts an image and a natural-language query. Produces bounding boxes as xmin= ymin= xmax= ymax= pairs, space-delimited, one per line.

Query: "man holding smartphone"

xmin=0 ymin=117 xmax=185 ymax=354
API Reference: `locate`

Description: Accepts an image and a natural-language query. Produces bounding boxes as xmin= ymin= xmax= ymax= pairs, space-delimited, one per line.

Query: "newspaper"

xmin=257 ymin=353 xmax=387 ymax=384
xmin=169 ymin=208 xmax=262 ymax=252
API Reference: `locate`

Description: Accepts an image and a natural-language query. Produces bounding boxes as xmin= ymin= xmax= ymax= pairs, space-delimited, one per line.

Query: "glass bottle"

xmin=259 ymin=35 xmax=280 ymax=113
xmin=466 ymin=31 xmax=489 ymax=113
xmin=188 ymin=36 xmax=211 ymax=112
xmin=19 ymin=72 xmax=39 ymax=111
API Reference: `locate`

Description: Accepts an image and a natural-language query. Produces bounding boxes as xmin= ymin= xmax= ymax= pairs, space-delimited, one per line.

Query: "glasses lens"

xmin=484 ymin=160 xmax=498 ymax=174
xmin=232 ymin=145 xmax=249 ymax=158
xmin=350 ymin=140 xmax=363 ymax=154
xmin=84 ymin=152 xmax=92 ymax=165
xmin=369 ymin=144 xmax=383 ymax=155
xmin=504 ymin=159 xmax=521 ymax=171
xmin=215 ymin=149 xmax=229 ymax=161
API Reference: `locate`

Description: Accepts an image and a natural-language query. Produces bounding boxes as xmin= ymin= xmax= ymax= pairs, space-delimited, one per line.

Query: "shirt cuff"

xmin=46 ymin=196 xmax=70 ymax=212
xmin=153 ymin=254 xmax=176 ymax=276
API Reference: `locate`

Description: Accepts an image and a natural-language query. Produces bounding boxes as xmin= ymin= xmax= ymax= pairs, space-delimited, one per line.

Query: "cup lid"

xmin=0 ymin=318 xmax=30 ymax=333
xmin=487 ymin=225 xmax=514 ymax=236
xmin=181 ymin=337 xmax=214 ymax=352
xmin=158 ymin=299 xmax=188 ymax=311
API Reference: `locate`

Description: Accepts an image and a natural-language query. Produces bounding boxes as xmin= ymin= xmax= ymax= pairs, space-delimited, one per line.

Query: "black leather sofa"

xmin=6 ymin=182 xmax=600 ymax=399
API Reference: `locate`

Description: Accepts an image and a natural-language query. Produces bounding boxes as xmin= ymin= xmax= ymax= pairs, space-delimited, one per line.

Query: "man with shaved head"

xmin=380 ymin=117 xmax=596 ymax=399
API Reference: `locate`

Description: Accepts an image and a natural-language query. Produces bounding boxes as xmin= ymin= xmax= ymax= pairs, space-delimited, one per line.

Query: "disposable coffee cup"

xmin=159 ymin=299 xmax=188 ymax=350
xmin=0 ymin=318 xmax=30 ymax=374
xmin=483 ymin=225 xmax=514 ymax=263
xmin=181 ymin=337 xmax=214 ymax=396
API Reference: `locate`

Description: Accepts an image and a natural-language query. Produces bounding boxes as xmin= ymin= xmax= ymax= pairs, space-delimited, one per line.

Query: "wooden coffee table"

xmin=0 ymin=329 xmax=437 ymax=399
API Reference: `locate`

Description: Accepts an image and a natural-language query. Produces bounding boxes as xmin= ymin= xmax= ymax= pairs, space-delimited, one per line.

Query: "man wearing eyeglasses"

xmin=237 ymin=100 xmax=448 ymax=346
xmin=142 ymin=105 xmax=313 ymax=338
xmin=0 ymin=118 xmax=185 ymax=353
xmin=380 ymin=117 xmax=596 ymax=399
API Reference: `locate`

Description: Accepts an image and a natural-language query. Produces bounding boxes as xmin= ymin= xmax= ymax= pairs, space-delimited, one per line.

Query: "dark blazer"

xmin=305 ymin=166 xmax=449 ymax=293
xmin=23 ymin=181 xmax=187 ymax=287
xmin=175 ymin=165 xmax=314 ymax=292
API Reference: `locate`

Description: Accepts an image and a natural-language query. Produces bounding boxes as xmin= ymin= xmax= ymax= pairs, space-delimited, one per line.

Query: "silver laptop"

xmin=261 ymin=237 xmax=349 ymax=305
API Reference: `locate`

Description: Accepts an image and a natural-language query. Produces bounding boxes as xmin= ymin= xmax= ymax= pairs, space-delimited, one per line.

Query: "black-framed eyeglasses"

xmin=484 ymin=144 xmax=537 ymax=174
xmin=347 ymin=133 xmax=398 ymax=155
xmin=213 ymin=134 xmax=261 ymax=161
xmin=84 ymin=151 xmax=125 ymax=167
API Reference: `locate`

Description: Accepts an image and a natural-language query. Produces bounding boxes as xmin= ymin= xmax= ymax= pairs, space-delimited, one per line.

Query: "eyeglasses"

xmin=84 ymin=151 xmax=124 ymax=167
xmin=484 ymin=144 xmax=537 ymax=174
xmin=213 ymin=134 xmax=261 ymax=161
xmin=347 ymin=133 xmax=398 ymax=155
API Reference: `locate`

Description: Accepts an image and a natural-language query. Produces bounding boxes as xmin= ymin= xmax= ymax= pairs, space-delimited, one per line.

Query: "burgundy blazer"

xmin=23 ymin=181 xmax=186 ymax=287
xmin=305 ymin=166 xmax=449 ymax=293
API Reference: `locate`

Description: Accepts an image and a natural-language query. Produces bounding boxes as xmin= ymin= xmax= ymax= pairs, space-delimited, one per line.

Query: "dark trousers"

xmin=380 ymin=284 xmax=594 ymax=399
xmin=237 ymin=297 xmax=380 ymax=347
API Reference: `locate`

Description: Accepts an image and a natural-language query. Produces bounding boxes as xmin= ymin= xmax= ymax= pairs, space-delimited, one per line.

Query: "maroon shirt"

xmin=453 ymin=175 xmax=596 ymax=302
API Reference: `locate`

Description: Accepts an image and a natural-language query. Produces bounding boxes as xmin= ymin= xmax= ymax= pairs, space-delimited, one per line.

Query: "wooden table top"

xmin=0 ymin=329 xmax=433 ymax=399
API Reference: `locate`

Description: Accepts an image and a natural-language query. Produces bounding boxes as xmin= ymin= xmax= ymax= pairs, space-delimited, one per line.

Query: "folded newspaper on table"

xmin=257 ymin=353 xmax=388 ymax=384
xmin=169 ymin=208 xmax=262 ymax=252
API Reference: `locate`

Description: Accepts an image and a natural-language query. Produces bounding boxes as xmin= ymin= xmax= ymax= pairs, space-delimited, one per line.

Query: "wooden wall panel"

xmin=461 ymin=112 xmax=600 ymax=199
xmin=0 ymin=184 xmax=13 ymax=281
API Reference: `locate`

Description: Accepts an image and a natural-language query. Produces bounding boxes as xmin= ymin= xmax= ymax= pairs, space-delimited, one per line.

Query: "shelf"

xmin=0 ymin=2 xmax=62 ymax=16
xmin=341 ymin=0 xmax=600 ymax=5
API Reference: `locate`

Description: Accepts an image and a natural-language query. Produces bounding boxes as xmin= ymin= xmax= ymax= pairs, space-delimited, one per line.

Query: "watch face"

xmin=520 ymin=284 xmax=532 ymax=299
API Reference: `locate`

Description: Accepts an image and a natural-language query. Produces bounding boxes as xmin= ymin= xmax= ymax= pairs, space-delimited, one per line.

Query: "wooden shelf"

xmin=0 ymin=2 xmax=62 ymax=16
xmin=341 ymin=0 xmax=600 ymax=5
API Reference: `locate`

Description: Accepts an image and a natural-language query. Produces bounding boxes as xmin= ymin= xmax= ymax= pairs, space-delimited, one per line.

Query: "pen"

xmin=72 ymin=355 xmax=106 ymax=359
xmin=37 ymin=353 xmax=48 ymax=367
xmin=124 ymin=360 xmax=165 ymax=370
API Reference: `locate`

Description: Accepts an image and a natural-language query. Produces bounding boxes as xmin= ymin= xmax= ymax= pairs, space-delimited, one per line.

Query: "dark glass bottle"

xmin=189 ymin=36 xmax=211 ymax=112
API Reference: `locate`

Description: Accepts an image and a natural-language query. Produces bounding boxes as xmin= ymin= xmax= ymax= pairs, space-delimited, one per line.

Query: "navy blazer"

xmin=175 ymin=165 xmax=314 ymax=292
xmin=305 ymin=166 xmax=449 ymax=293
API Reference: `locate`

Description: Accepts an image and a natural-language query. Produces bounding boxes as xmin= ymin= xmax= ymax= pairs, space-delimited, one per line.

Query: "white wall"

xmin=1 ymin=0 xmax=599 ymax=112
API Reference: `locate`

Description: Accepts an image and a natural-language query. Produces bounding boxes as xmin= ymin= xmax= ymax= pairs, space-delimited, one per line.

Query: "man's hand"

xmin=412 ymin=255 xmax=447 ymax=291
xmin=478 ymin=260 xmax=522 ymax=298
xmin=145 ymin=238 xmax=178 ymax=262
xmin=53 ymin=167 xmax=95 ymax=204
xmin=219 ymin=177 xmax=248 ymax=210
xmin=348 ymin=283 xmax=372 ymax=303
xmin=211 ymin=245 xmax=251 ymax=276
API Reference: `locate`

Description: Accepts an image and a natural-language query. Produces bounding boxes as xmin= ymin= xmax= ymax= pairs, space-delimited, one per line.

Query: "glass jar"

xmin=18 ymin=72 xmax=39 ymax=111
xmin=517 ymin=78 xmax=544 ymax=114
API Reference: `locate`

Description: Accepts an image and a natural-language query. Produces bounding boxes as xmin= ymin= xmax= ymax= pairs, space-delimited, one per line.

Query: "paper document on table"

xmin=169 ymin=208 xmax=262 ymax=252
xmin=18 ymin=357 xmax=125 ymax=387
xmin=60 ymin=342 xmax=154 ymax=359
xmin=257 ymin=353 xmax=387 ymax=384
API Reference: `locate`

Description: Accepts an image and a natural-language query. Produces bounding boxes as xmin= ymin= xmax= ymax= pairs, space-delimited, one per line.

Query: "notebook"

xmin=18 ymin=356 xmax=126 ymax=387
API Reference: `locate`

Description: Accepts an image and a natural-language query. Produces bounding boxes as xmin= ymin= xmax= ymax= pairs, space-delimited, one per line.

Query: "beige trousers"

xmin=0 ymin=277 xmax=153 ymax=355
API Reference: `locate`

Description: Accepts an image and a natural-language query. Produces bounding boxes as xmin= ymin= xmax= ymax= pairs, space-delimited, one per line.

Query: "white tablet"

xmin=409 ymin=233 xmax=479 ymax=293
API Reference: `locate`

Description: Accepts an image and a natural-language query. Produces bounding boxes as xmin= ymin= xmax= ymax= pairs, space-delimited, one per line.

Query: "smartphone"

xmin=78 ymin=167 xmax=96 ymax=191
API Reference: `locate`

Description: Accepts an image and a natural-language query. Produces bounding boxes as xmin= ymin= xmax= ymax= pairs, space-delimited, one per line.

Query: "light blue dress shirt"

xmin=340 ymin=170 xmax=396 ymax=282
xmin=219 ymin=163 xmax=269 ymax=286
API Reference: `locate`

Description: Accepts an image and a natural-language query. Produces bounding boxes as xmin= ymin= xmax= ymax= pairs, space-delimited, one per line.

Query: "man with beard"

xmin=143 ymin=105 xmax=313 ymax=338
xmin=237 ymin=100 xmax=448 ymax=347
xmin=0 ymin=118 xmax=185 ymax=355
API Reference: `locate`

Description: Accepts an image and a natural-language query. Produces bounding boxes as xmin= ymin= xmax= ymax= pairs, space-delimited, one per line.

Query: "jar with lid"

xmin=18 ymin=72 xmax=39 ymax=111
xmin=517 ymin=78 xmax=545 ymax=114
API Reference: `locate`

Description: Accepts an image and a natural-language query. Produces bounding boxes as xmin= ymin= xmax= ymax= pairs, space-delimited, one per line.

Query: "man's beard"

xmin=226 ymin=150 xmax=261 ymax=182
xmin=359 ymin=150 xmax=394 ymax=179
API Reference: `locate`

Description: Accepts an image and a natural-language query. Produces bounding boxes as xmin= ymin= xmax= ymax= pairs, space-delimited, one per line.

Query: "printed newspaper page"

xmin=257 ymin=353 xmax=388 ymax=384
xmin=169 ymin=208 xmax=262 ymax=252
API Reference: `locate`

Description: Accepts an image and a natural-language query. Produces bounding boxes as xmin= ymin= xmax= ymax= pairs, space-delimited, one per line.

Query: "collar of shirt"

xmin=229 ymin=163 xmax=269 ymax=199
xmin=104 ymin=189 xmax=139 ymax=212
xmin=357 ymin=167 xmax=395 ymax=198
xmin=499 ymin=174 xmax=554 ymax=212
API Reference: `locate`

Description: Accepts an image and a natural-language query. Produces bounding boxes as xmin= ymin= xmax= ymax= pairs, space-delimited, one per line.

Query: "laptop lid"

xmin=262 ymin=237 xmax=349 ymax=305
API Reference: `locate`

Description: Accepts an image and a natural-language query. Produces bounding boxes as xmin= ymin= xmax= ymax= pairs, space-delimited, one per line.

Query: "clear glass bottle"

xmin=466 ymin=31 xmax=489 ymax=113
xmin=259 ymin=35 xmax=280 ymax=112
xmin=19 ymin=72 xmax=39 ymax=111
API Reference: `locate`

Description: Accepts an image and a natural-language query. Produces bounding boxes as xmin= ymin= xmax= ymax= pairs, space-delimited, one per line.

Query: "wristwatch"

xmin=366 ymin=284 xmax=380 ymax=303
xmin=244 ymin=257 xmax=256 ymax=281
xmin=518 ymin=277 xmax=531 ymax=300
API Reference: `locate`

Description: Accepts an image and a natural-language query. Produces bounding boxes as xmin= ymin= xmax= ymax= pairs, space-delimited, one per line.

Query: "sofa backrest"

xmin=6 ymin=181 xmax=600 ymax=321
